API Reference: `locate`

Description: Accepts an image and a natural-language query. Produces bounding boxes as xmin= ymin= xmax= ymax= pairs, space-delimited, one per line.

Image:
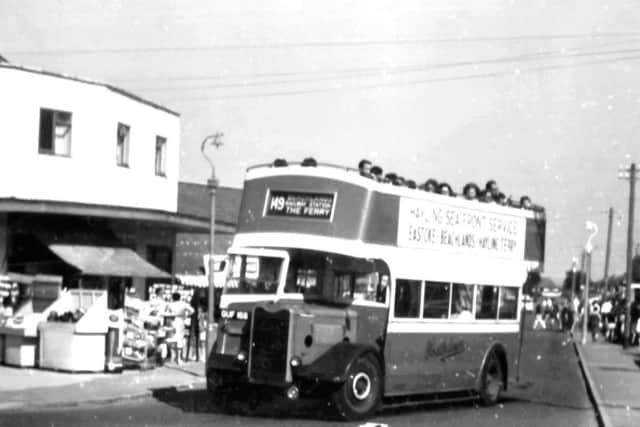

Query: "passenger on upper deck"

xmin=462 ymin=182 xmax=480 ymax=201
xmin=495 ymin=192 xmax=508 ymax=206
xmin=520 ymin=195 xmax=533 ymax=209
xmin=437 ymin=182 xmax=455 ymax=197
xmin=358 ymin=159 xmax=374 ymax=179
xmin=406 ymin=179 xmax=417 ymax=189
xmin=370 ymin=165 xmax=383 ymax=182
xmin=393 ymin=176 xmax=406 ymax=187
xmin=273 ymin=158 xmax=288 ymax=167
xmin=479 ymin=190 xmax=495 ymax=204
xmin=422 ymin=178 xmax=438 ymax=192
xmin=485 ymin=180 xmax=500 ymax=201
xmin=384 ymin=172 xmax=397 ymax=184
xmin=301 ymin=157 xmax=317 ymax=167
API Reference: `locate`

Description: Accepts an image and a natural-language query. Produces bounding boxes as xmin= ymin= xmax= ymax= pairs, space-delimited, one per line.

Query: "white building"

xmin=0 ymin=61 xmax=208 ymax=297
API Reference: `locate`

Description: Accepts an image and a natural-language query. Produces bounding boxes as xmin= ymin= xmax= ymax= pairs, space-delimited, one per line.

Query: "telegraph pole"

xmin=619 ymin=163 xmax=637 ymax=348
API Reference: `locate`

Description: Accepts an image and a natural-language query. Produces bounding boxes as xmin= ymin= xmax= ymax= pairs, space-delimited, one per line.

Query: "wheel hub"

xmin=352 ymin=372 xmax=372 ymax=400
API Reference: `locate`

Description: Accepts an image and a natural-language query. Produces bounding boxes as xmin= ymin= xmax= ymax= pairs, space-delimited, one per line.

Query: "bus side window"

xmin=394 ymin=279 xmax=421 ymax=318
xmin=451 ymin=283 xmax=473 ymax=320
xmin=423 ymin=281 xmax=450 ymax=319
xmin=498 ymin=287 xmax=518 ymax=319
xmin=475 ymin=285 xmax=499 ymax=319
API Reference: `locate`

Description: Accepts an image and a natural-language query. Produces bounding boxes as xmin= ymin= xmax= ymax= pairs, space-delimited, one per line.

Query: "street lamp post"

xmin=581 ymin=221 xmax=599 ymax=345
xmin=201 ymin=132 xmax=224 ymax=356
xmin=570 ymin=257 xmax=578 ymax=305
xmin=569 ymin=257 xmax=578 ymax=334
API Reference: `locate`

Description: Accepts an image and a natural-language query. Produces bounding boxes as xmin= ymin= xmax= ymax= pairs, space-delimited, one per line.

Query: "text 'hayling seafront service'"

xmin=399 ymin=198 xmax=524 ymax=256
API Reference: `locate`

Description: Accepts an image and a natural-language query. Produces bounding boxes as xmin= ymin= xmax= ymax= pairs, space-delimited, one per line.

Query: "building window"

xmin=394 ymin=279 xmax=421 ymax=318
xmin=155 ymin=136 xmax=167 ymax=176
xmin=147 ymin=245 xmax=173 ymax=273
xmin=39 ymin=108 xmax=72 ymax=156
xmin=116 ymin=123 xmax=130 ymax=167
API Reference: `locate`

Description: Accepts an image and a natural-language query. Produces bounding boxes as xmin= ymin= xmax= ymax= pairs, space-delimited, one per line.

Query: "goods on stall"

xmin=47 ymin=309 xmax=86 ymax=322
xmin=0 ymin=274 xmax=62 ymax=367
xmin=122 ymin=295 xmax=157 ymax=369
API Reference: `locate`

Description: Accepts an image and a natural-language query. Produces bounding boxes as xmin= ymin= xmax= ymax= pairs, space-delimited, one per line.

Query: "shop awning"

xmin=48 ymin=244 xmax=170 ymax=278
xmin=175 ymin=274 xmax=209 ymax=288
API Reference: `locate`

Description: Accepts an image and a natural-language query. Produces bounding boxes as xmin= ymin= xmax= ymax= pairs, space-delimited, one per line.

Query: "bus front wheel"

xmin=479 ymin=351 xmax=504 ymax=406
xmin=331 ymin=354 xmax=382 ymax=420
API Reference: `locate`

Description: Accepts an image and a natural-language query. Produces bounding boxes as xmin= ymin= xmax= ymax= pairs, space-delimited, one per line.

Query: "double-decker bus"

xmin=207 ymin=161 xmax=545 ymax=420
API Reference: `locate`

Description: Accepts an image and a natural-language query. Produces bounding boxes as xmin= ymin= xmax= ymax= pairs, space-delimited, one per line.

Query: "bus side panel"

xmin=383 ymin=329 xmax=519 ymax=396
xmin=349 ymin=305 xmax=388 ymax=351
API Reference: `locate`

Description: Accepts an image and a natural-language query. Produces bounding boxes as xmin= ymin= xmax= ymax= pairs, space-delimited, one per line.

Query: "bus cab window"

xmin=451 ymin=283 xmax=473 ymax=320
xmin=394 ymin=279 xmax=421 ymax=318
xmin=475 ymin=285 xmax=499 ymax=319
xmin=423 ymin=281 xmax=450 ymax=319
xmin=376 ymin=274 xmax=389 ymax=303
xmin=498 ymin=287 xmax=518 ymax=319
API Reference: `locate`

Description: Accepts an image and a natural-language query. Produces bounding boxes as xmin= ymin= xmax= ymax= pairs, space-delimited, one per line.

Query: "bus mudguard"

xmin=476 ymin=342 xmax=508 ymax=392
xmin=294 ymin=342 xmax=382 ymax=383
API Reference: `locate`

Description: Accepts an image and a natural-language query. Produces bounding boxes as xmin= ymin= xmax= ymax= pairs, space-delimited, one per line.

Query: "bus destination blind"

xmin=265 ymin=190 xmax=335 ymax=220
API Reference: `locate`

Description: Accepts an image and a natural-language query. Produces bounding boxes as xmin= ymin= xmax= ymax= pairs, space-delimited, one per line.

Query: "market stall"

xmin=36 ymin=244 xmax=172 ymax=372
xmin=38 ymin=289 xmax=108 ymax=372
xmin=0 ymin=274 xmax=62 ymax=367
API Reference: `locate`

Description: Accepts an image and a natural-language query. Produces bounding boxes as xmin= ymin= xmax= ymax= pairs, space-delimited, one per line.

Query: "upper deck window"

xmin=39 ymin=108 xmax=71 ymax=156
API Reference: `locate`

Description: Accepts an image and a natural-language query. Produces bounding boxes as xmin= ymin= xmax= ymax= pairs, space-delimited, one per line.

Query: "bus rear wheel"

xmin=331 ymin=354 xmax=381 ymax=421
xmin=479 ymin=351 xmax=504 ymax=406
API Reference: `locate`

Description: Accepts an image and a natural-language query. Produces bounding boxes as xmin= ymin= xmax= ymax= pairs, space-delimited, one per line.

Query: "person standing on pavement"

xmin=166 ymin=292 xmax=195 ymax=365
xmin=589 ymin=301 xmax=601 ymax=342
xmin=533 ymin=302 xmax=546 ymax=330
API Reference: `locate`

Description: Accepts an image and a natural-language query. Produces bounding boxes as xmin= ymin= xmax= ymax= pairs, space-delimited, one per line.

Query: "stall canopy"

xmin=175 ymin=274 xmax=209 ymax=288
xmin=48 ymin=244 xmax=170 ymax=278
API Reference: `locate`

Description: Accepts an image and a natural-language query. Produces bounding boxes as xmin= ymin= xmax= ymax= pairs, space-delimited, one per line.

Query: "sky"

xmin=1 ymin=0 xmax=640 ymax=282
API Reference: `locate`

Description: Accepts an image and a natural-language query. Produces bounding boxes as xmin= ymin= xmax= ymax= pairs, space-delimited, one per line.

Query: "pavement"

xmin=574 ymin=331 xmax=640 ymax=427
xmin=0 ymin=360 xmax=206 ymax=411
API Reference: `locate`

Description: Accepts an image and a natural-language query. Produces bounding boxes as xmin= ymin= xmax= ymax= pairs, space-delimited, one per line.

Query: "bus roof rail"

xmin=246 ymin=161 xmax=359 ymax=174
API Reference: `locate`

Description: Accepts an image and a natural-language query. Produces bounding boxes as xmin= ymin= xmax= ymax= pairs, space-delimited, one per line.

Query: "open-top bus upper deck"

xmin=230 ymin=161 xmax=545 ymax=288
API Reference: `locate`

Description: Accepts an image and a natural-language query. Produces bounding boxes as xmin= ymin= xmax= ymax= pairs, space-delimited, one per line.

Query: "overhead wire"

xmin=106 ymin=36 xmax=640 ymax=84
xmin=145 ymin=51 xmax=640 ymax=101
xmin=5 ymin=31 xmax=640 ymax=55
xmin=133 ymin=45 xmax=640 ymax=92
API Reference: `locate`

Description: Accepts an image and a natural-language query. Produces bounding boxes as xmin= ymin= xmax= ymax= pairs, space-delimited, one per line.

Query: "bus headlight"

xmin=290 ymin=356 xmax=302 ymax=368
xmin=236 ymin=350 xmax=248 ymax=363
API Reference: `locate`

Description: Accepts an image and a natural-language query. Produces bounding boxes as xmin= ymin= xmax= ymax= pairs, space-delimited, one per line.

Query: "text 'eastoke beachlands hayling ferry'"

xmin=206 ymin=160 xmax=545 ymax=420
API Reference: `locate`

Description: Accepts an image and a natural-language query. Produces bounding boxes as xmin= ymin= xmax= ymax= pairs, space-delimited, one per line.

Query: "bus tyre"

xmin=331 ymin=354 xmax=382 ymax=420
xmin=479 ymin=351 xmax=504 ymax=406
